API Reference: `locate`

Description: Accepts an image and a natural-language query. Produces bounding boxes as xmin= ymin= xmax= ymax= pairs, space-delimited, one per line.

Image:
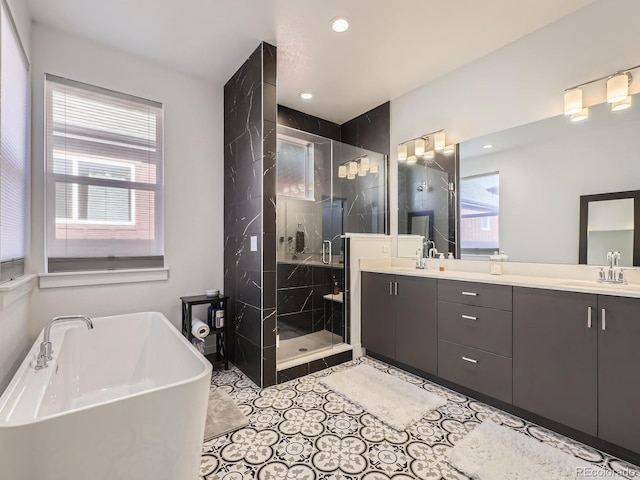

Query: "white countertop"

xmin=360 ymin=264 xmax=640 ymax=298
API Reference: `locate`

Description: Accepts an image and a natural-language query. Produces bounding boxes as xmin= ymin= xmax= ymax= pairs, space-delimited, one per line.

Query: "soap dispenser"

xmin=490 ymin=251 xmax=503 ymax=275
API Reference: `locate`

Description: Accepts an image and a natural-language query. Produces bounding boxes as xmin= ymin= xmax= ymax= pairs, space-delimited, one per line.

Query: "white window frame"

xmin=44 ymin=74 xmax=164 ymax=272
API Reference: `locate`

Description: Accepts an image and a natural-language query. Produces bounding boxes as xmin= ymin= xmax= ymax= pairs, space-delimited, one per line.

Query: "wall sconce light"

xmin=607 ymin=73 xmax=630 ymax=103
xmin=398 ymin=144 xmax=408 ymax=162
xmin=347 ymin=173 xmax=356 ymax=180
xmin=612 ymin=95 xmax=632 ymax=111
xmin=370 ymin=164 xmax=379 ymax=173
xmin=349 ymin=161 xmax=358 ymax=175
xmin=571 ymin=108 xmax=589 ymax=122
xmin=434 ymin=131 xmax=446 ymax=152
xmin=338 ymin=165 xmax=347 ymax=178
xmin=564 ymin=64 xmax=639 ymax=119
xmin=564 ymin=89 xmax=583 ymax=115
xmin=397 ymin=130 xmax=447 ymax=165
xmin=360 ymin=156 xmax=370 ymax=171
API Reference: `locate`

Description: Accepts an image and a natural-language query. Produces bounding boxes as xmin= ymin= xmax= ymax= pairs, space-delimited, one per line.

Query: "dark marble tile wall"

xmin=340 ymin=101 xmax=390 ymax=156
xmin=276 ymin=262 xmax=344 ymax=340
xmin=224 ymin=42 xmax=277 ymax=388
xmin=278 ymin=105 xmax=341 ymax=142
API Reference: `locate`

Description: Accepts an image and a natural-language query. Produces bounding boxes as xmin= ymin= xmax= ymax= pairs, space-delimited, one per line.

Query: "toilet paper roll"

xmin=191 ymin=316 xmax=210 ymax=339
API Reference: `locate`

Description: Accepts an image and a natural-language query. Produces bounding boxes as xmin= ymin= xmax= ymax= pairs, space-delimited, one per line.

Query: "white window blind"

xmin=45 ymin=75 xmax=164 ymax=272
xmin=0 ymin=1 xmax=29 ymax=283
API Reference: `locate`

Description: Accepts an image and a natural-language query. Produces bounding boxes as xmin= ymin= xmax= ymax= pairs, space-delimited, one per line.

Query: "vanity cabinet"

xmin=437 ymin=280 xmax=513 ymax=403
xmin=597 ymin=295 xmax=640 ymax=453
xmin=361 ymin=272 xmax=438 ymax=374
xmin=361 ymin=272 xmax=396 ymax=359
xmin=513 ymin=287 xmax=598 ymax=435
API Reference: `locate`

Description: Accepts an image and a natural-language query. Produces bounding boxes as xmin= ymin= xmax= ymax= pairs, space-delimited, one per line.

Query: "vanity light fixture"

xmin=397 ymin=129 xmax=447 ymax=163
xmin=299 ymin=92 xmax=313 ymax=100
xmin=331 ymin=17 xmax=350 ymax=33
xmin=340 ymin=155 xmax=375 ymax=180
xmin=482 ymin=144 xmax=493 ymax=149
xmin=564 ymin=63 xmax=640 ymax=119
xmin=443 ymin=145 xmax=455 ymax=156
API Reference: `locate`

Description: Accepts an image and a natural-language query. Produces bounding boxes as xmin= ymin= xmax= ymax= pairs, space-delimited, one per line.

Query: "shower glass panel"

xmin=276 ymin=125 xmax=387 ymax=365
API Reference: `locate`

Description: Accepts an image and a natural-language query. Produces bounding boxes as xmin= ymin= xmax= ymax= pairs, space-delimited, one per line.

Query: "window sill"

xmin=0 ymin=274 xmax=37 ymax=309
xmin=38 ymin=267 xmax=169 ymax=289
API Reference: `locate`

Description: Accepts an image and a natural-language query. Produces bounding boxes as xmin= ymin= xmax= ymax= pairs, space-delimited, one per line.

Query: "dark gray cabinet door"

xmin=598 ymin=295 xmax=640 ymax=453
xmin=395 ymin=276 xmax=438 ymax=375
xmin=361 ymin=272 xmax=396 ymax=359
xmin=513 ymin=287 xmax=598 ymax=436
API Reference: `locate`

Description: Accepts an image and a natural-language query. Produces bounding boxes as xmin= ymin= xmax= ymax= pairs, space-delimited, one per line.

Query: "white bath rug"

xmin=319 ymin=363 xmax=446 ymax=431
xmin=447 ymin=421 xmax=626 ymax=480
xmin=204 ymin=389 xmax=249 ymax=441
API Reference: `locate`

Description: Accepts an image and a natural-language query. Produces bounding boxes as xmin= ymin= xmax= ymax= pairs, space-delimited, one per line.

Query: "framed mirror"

xmin=579 ymin=191 xmax=640 ymax=266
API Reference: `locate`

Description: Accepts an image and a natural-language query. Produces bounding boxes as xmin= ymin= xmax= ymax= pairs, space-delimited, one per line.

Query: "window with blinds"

xmin=0 ymin=1 xmax=29 ymax=284
xmin=45 ymin=75 xmax=164 ymax=272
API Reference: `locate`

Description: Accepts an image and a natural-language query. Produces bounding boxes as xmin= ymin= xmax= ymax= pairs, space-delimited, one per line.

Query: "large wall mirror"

xmin=397 ymin=92 xmax=640 ymax=264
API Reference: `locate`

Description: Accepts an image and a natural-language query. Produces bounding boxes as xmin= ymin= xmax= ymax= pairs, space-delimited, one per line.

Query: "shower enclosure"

xmin=276 ymin=125 xmax=387 ymax=365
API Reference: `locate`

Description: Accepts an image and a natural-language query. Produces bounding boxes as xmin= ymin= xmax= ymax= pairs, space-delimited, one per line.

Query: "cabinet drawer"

xmin=438 ymin=339 xmax=512 ymax=403
xmin=438 ymin=302 xmax=512 ymax=357
xmin=438 ymin=280 xmax=512 ymax=311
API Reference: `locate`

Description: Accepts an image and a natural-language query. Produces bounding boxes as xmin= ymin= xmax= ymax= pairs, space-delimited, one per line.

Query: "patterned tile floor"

xmin=200 ymin=357 xmax=640 ymax=479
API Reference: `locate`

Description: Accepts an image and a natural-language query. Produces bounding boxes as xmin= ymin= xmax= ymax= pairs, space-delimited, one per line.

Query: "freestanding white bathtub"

xmin=0 ymin=311 xmax=212 ymax=480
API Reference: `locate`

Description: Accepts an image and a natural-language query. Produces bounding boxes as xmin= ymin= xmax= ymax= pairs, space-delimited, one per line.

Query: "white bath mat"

xmin=320 ymin=363 xmax=446 ymax=430
xmin=447 ymin=421 xmax=625 ymax=480
xmin=204 ymin=389 xmax=249 ymax=441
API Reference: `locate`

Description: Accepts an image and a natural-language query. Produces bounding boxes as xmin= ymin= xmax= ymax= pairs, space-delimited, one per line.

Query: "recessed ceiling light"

xmin=483 ymin=144 xmax=493 ymax=149
xmin=299 ymin=92 xmax=313 ymax=100
xmin=331 ymin=17 xmax=350 ymax=33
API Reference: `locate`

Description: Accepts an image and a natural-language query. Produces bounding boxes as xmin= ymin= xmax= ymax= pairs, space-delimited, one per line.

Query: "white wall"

xmin=390 ymin=0 xmax=640 ymax=240
xmin=0 ymin=0 xmax=32 ymax=392
xmin=29 ymin=24 xmax=223 ymax=336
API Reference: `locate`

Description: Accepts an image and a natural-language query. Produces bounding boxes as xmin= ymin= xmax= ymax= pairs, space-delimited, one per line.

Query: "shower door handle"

xmin=322 ymin=240 xmax=332 ymax=264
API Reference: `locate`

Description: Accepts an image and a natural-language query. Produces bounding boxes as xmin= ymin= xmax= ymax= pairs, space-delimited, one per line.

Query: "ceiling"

xmin=27 ymin=0 xmax=594 ymax=124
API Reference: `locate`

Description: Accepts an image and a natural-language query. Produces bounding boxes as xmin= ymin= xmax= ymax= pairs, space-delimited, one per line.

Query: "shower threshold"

xmin=276 ymin=332 xmax=352 ymax=371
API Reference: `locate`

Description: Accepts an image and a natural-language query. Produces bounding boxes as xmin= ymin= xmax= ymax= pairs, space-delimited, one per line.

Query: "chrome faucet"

xmin=598 ymin=251 xmax=627 ymax=285
xmin=35 ymin=315 xmax=93 ymax=370
xmin=428 ymin=247 xmax=439 ymax=258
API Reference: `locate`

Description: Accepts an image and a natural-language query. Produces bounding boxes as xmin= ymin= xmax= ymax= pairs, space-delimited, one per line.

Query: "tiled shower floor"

xmin=200 ymin=357 xmax=640 ymax=479
xmin=277 ymin=330 xmax=343 ymax=364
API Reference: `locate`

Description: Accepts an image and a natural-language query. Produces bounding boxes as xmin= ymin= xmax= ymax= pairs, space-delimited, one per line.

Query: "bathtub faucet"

xmin=35 ymin=315 xmax=94 ymax=370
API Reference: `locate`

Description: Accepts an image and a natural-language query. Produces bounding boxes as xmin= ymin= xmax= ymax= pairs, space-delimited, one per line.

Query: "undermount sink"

xmin=561 ymin=280 xmax=640 ymax=292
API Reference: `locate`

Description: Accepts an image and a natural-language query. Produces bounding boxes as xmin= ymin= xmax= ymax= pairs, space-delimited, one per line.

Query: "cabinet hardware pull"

xmin=602 ymin=308 xmax=606 ymax=331
xmin=389 ymin=282 xmax=393 ymax=296
xmin=587 ymin=306 xmax=592 ymax=328
xmin=462 ymin=356 xmax=478 ymax=364
xmin=394 ymin=282 xmax=398 ymax=296
xmin=462 ymin=291 xmax=477 ymax=296
xmin=461 ymin=315 xmax=477 ymax=321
